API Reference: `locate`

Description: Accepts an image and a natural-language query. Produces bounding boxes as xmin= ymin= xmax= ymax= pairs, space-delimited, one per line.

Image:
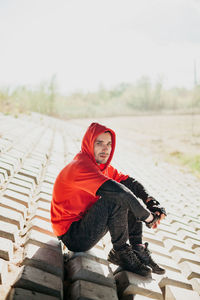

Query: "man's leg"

xmin=128 ymin=210 xmax=165 ymax=274
xmin=60 ymin=195 xmax=151 ymax=276
xmin=60 ymin=195 xmax=129 ymax=252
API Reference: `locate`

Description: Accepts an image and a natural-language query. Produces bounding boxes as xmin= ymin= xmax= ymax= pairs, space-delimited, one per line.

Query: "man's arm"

xmin=120 ymin=176 xmax=150 ymax=203
xmin=120 ymin=177 xmax=167 ymax=224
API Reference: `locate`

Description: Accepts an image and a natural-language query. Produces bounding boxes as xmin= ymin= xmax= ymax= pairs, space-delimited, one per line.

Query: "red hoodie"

xmin=51 ymin=122 xmax=129 ymax=236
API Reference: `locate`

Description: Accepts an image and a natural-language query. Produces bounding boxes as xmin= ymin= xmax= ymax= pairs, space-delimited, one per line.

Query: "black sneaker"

xmin=133 ymin=242 xmax=166 ymax=275
xmin=107 ymin=244 xmax=151 ymax=277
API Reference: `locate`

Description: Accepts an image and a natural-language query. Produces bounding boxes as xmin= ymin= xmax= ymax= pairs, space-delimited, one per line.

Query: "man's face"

xmin=94 ymin=132 xmax=112 ymax=164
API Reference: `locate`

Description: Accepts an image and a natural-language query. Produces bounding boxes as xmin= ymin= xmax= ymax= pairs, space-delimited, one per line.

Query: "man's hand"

xmin=146 ymin=197 xmax=167 ymax=228
xmin=144 ymin=213 xmax=160 ymax=229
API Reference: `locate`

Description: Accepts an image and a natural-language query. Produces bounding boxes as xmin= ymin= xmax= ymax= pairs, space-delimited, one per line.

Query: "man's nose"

xmin=102 ymin=144 xmax=108 ymax=151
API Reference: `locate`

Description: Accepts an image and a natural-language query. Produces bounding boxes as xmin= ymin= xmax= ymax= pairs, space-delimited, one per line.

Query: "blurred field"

xmin=73 ymin=114 xmax=200 ymax=178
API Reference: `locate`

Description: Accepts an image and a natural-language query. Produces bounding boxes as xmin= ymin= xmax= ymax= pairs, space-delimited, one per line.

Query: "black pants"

xmin=59 ymin=180 xmax=147 ymax=252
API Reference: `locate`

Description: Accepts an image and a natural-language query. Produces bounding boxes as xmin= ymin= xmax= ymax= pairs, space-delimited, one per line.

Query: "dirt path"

xmin=72 ymin=114 xmax=200 ymax=178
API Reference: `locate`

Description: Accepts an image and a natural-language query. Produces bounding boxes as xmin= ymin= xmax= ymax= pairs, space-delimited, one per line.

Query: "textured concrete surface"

xmin=0 ymin=112 xmax=200 ymax=299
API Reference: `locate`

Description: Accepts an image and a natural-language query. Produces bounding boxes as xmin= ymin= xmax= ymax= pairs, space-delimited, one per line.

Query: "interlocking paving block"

xmin=23 ymin=243 xmax=63 ymax=278
xmin=179 ymin=261 xmax=200 ymax=280
xmin=142 ymin=231 xmax=164 ymax=247
xmin=190 ymin=278 xmax=200 ymax=294
xmin=178 ymin=229 xmax=200 ymax=241
xmin=0 ymin=236 xmax=13 ymax=260
xmin=157 ymin=231 xmax=184 ymax=243
xmin=29 ymin=217 xmax=54 ymax=236
xmin=66 ymin=256 xmax=115 ymax=288
xmin=0 ymin=161 xmax=14 ymax=176
xmin=164 ymin=285 xmax=200 ymax=300
xmin=0 ymin=167 xmax=8 ymax=181
xmin=13 ymin=265 xmax=63 ymax=299
xmin=7 ymin=183 xmax=31 ymax=197
xmin=33 ymin=208 xmax=50 ymax=222
xmin=0 ymin=206 xmax=24 ymax=230
xmin=185 ymin=238 xmax=200 ymax=250
xmin=155 ymin=269 xmax=192 ymax=291
xmin=148 ymin=243 xmax=172 ymax=259
xmin=0 ymin=196 xmax=27 ymax=219
xmin=69 ymin=246 xmax=108 ymax=265
xmin=171 ymin=249 xmax=200 ymax=265
xmin=14 ymin=173 xmax=36 ymax=189
xmin=68 ymin=279 xmax=118 ymax=300
xmin=164 ymin=239 xmax=194 ymax=254
xmin=25 ymin=229 xmax=59 ymax=250
xmin=6 ymin=287 xmax=60 ymax=300
xmin=36 ymin=192 xmax=52 ymax=203
xmin=0 ymin=173 xmax=5 ymax=185
xmin=18 ymin=169 xmax=40 ymax=185
xmin=0 ymin=258 xmax=8 ymax=284
xmin=115 ymin=271 xmax=163 ymax=299
xmin=10 ymin=178 xmax=34 ymax=194
xmin=37 ymin=200 xmax=51 ymax=212
xmin=121 ymin=295 xmax=154 ymax=300
xmin=3 ymin=190 xmax=30 ymax=208
xmin=39 ymin=186 xmax=53 ymax=196
xmin=0 ymin=220 xmax=19 ymax=242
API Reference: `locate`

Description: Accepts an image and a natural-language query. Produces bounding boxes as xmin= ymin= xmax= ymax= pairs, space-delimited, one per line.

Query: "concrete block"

xmin=156 ymin=269 xmax=192 ymax=291
xmin=13 ymin=265 xmax=63 ymax=299
xmin=165 ymin=285 xmax=200 ymax=300
xmin=68 ymin=279 xmax=118 ymax=300
xmin=190 ymin=278 xmax=200 ymax=294
xmin=0 ymin=167 xmax=8 ymax=181
xmin=148 ymin=243 xmax=172 ymax=259
xmin=0 ymin=173 xmax=5 ymax=184
xmin=178 ymin=229 xmax=199 ymax=241
xmin=6 ymin=288 xmax=60 ymax=300
xmin=0 ymin=258 xmax=8 ymax=284
xmin=14 ymin=173 xmax=36 ymax=189
xmin=23 ymin=243 xmax=63 ymax=278
xmin=66 ymin=255 xmax=115 ymax=288
xmin=10 ymin=177 xmax=34 ymax=194
xmin=0 ymin=196 xmax=27 ymax=219
xmin=115 ymin=271 xmax=163 ymax=299
xmin=36 ymin=192 xmax=52 ymax=203
xmin=7 ymin=183 xmax=31 ymax=197
xmin=142 ymin=231 xmax=164 ymax=247
xmin=68 ymin=248 xmax=108 ymax=266
xmin=179 ymin=261 xmax=200 ymax=280
xmin=171 ymin=249 xmax=200 ymax=265
xmin=163 ymin=239 xmax=194 ymax=254
xmin=121 ymin=295 xmax=153 ymax=300
xmin=25 ymin=229 xmax=60 ymax=250
xmin=3 ymin=190 xmax=30 ymax=208
xmin=37 ymin=200 xmax=51 ymax=212
xmin=185 ymin=238 xmax=200 ymax=250
xmin=18 ymin=169 xmax=39 ymax=184
xmin=32 ymin=208 xmax=50 ymax=222
xmin=0 ymin=220 xmax=19 ymax=242
xmin=0 ymin=206 xmax=24 ymax=230
xmin=0 ymin=237 xmax=13 ymax=260
xmin=29 ymin=217 xmax=54 ymax=236
xmin=0 ymin=161 xmax=14 ymax=176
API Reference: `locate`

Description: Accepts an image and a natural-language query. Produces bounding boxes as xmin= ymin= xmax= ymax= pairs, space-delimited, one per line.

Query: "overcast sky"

xmin=0 ymin=0 xmax=200 ymax=94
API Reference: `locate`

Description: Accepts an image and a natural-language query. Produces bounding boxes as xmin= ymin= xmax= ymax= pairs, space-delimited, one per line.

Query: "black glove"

xmin=146 ymin=197 xmax=167 ymax=217
xmin=145 ymin=213 xmax=160 ymax=228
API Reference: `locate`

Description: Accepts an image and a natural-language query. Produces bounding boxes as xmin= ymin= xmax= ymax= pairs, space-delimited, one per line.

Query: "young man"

xmin=51 ymin=122 xmax=166 ymax=276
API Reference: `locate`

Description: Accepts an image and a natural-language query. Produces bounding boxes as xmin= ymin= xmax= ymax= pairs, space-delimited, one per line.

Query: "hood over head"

xmin=81 ymin=122 xmax=116 ymax=171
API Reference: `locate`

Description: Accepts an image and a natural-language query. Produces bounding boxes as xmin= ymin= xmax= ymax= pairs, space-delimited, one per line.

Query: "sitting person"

xmin=51 ymin=122 xmax=166 ymax=276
